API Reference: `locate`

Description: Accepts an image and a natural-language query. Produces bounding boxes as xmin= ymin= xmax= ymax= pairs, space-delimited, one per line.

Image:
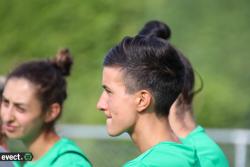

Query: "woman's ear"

xmin=135 ymin=90 xmax=152 ymax=113
xmin=44 ymin=103 xmax=61 ymax=123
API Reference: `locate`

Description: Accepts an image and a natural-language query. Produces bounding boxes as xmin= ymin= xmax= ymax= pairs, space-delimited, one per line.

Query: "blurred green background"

xmin=0 ymin=0 xmax=249 ymax=128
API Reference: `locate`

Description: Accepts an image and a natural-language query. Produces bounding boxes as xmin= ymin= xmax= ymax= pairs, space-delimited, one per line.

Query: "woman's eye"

xmin=17 ymin=106 xmax=26 ymax=113
xmin=105 ymin=89 xmax=112 ymax=95
xmin=2 ymin=99 xmax=9 ymax=107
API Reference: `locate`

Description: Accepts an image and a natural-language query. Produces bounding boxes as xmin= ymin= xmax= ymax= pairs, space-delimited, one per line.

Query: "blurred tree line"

xmin=0 ymin=0 xmax=249 ymax=128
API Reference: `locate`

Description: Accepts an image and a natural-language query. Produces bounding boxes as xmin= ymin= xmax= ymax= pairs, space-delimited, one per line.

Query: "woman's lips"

xmin=3 ymin=124 xmax=17 ymax=133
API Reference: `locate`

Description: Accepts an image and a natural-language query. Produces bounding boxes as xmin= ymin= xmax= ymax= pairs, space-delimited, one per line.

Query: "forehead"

xmin=102 ymin=67 xmax=125 ymax=87
xmin=3 ymin=78 xmax=37 ymax=104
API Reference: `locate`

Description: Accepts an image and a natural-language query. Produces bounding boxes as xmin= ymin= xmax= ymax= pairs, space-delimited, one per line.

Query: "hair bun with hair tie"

xmin=138 ymin=20 xmax=171 ymax=40
xmin=51 ymin=48 xmax=73 ymax=77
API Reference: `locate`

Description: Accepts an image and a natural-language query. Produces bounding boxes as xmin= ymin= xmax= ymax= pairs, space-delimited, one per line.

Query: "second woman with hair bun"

xmin=0 ymin=49 xmax=92 ymax=167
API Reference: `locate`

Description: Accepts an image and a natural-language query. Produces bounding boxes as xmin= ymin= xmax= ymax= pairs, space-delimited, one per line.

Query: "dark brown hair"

xmin=104 ymin=21 xmax=185 ymax=116
xmin=139 ymin=20 xmax=203 ymax=107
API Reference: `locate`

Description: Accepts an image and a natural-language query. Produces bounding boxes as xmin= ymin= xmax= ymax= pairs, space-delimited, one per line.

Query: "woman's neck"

xmin=24 ymin=130 xmax=60 ymax=161
xmin=130 ymin=112 xmax=179 ymax=153
xmin=169 ymin=104 xmax=196 ymax=138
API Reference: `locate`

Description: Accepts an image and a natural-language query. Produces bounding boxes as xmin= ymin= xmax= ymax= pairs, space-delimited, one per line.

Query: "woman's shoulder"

xmin=23 ymin=137 xmax=92 ymax=167
xmin=51 ymin=137 xmax=92 ymax=167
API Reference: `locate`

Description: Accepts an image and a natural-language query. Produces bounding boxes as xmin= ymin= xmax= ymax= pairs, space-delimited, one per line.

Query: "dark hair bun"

xmin=51 ymin=48 xmax=73 ymax=77
xmin=138 ymin=20 xmax=171 ymax=40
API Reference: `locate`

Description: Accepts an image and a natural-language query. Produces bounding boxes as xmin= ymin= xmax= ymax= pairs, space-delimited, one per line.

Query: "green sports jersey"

xmin=13 ymin=137 xmax=92 ymax=167
xmin=123 ymin=141 xmax=200 ymax=167
xmin=181 ymin=126 xmax=229 ymax=167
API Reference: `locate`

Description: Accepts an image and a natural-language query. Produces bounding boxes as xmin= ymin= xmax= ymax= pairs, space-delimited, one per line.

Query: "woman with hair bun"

xmin=1 ymin=49 xmax=92 ymax=167
xmin=97 ymin=20 xmax=200 ymax=166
